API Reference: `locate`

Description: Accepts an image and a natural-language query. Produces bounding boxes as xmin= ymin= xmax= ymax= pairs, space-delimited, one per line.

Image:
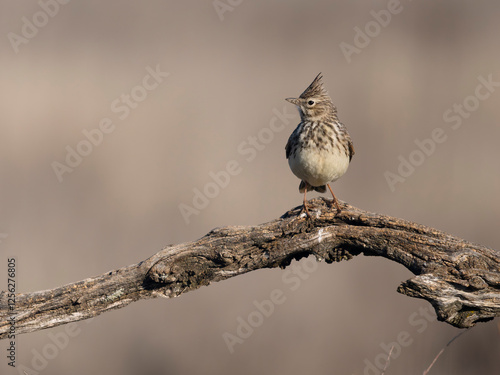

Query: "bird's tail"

xmin=299 ymin=181 xmax=326 ymax=193
xmin=314 ymin=185 xmax=327 ymax=193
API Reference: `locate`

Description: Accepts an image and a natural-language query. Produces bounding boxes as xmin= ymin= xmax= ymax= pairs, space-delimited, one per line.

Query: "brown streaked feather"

xmin=299 ymin=73 xmax=328 ymax=99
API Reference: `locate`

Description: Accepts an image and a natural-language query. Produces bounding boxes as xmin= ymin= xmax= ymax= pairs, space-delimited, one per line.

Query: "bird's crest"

xmin=299 ymin=73 xmax=328 ymax=99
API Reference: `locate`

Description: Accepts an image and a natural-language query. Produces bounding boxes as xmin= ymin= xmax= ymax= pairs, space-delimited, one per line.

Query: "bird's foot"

xmin=323 ymin=198 xmax=341 ymax=215
xmin=300 ymin=203 xmax=313 ymax=219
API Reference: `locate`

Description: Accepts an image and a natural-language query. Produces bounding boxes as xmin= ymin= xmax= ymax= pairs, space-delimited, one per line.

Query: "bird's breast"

xmin=288 ymin=121 xmax=351 ymax=186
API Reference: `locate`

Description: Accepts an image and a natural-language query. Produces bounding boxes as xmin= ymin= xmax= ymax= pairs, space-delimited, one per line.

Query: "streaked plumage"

xmin=285 ymin=73 xmax=354 ymax=218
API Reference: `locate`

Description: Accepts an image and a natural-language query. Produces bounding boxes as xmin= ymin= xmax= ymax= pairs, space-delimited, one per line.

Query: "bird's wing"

xmin=285 ymin=124 xmax=301 ymax=159
xmin=285 ymin=136 xmax=292 ymax=159
xmin=348 ymin=138 xmax=355 ymax=161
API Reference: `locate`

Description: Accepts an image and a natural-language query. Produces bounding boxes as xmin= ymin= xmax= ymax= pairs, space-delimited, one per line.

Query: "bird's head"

xmin=286 ymin=73 xmax=337 ymax=121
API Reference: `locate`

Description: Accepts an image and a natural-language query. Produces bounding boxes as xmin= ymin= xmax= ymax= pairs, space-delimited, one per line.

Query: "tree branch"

xmin=1 ymin=198 xmax=499 ymax=339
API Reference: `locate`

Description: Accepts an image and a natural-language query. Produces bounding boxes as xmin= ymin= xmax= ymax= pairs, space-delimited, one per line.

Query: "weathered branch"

xmin=1 ymin=198 xmax=499 ymax=339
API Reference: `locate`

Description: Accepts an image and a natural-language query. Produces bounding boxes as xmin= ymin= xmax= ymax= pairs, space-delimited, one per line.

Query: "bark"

xmin=1 ymin=198 xmax=499 ymax=339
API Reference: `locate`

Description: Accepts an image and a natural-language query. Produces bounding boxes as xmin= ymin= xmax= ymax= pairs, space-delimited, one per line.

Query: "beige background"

xmin=1 ymin=1 xmax=499 ymax=374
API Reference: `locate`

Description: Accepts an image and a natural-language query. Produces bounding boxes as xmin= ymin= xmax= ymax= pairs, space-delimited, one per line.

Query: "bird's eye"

xmin=307 ymin=100 xmax=315 ymax=106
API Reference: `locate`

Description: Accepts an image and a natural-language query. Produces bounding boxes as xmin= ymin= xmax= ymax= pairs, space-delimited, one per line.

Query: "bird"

xmin=285 ymin=73 xmax=354 ymax=218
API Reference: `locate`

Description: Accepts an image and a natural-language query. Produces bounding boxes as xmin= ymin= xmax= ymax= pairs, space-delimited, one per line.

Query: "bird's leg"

xmin=302 ymin=188 xmax=312 ymax=219
xmin=327 ymin=184 xmax=341 ymax=214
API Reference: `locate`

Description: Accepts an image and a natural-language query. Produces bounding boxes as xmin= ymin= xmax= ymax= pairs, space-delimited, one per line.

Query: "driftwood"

xmin=1 ymin=198 xmax=499 ymax=339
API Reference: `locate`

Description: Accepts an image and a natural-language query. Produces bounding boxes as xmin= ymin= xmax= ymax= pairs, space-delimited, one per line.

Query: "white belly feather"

xmin=288 ymin=147 xmax=350 ymax=187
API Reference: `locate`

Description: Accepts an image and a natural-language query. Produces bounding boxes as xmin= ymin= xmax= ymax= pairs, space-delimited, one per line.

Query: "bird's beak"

xmin=286 ymin=97 xmax=300 ymax=106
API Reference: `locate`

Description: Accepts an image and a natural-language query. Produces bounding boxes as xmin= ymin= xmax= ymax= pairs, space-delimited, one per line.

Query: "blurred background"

xmin=1 ymin=1 xmax=499 ymax=374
